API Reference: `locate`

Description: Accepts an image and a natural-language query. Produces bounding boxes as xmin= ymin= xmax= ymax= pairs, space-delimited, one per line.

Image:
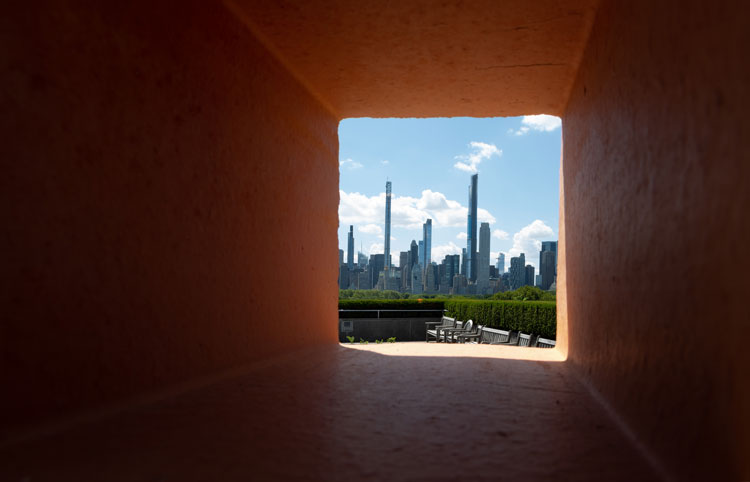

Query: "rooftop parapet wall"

xmin=562 ymin=1 xmax=750 ymax=479
xmin=0 ymin=0 xmax=339 ymax=433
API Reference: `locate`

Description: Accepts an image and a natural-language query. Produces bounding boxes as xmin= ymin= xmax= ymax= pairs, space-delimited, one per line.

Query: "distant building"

xmin=465 ymin=174 xmax=478 ymax=281
xmin=418 ymin=240 xmax=424 ymax=267
xmin=411 ymin=264 xmax=423 ymax=294
xmin=496 ymin=253 xmax=505 ymax=274
xmin=540 ymin=250 xmax=556 ymax=290
xmin=357 ymin=270 xmax=371 ymax=290
xmin=384 ymin=181 xmax=392 ymax=270
xmin=369 ymin=254 xmax=384 ymax=288
xmin=339 ymin=265 xmax=349 ymax=289
xmin=409 ymin=240 xmax=418 ymax=268
xmin=540 ymin=241 xmax=558 ymax=276
xmin=452 ymin=274 xmax=467 ymax=295
xmin=461 ymin=247 xmax=469 ymax=276
xmin=347 ymin=225 xmax=354 ymax=270
xmin=509 ymin=253 xmax=526 ymax=290
xmin=477 ymin=222 xmax=490 ymax=293
xmin=339 ymin=249 xmax=344 ymax=267
xmin=424 ymin=263 xmax=437 ymax=293
xmin=525 ymin=265 xmax=535 ymax=288
xmin=422 ymin=219 xmax=432 ymax=266
xmin=357 ymin=251 xmax=367 ymax=268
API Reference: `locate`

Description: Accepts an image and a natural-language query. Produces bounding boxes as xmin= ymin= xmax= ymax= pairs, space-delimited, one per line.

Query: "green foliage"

xmin=375 ymin=339 xmax=383 ymax=344
xmin=444 ymin=299 xmax=557 ymax=339
xmin=339 ymin=299 xmax=446 ymax=311
xmin=493 ymin=286 xmax=556 ymax=302
xmin=346 ymin=336 xmax=355 ymax=344
xmin=359 ymin=338 xmax=369 ymax=345
xmin=339 ymin=290 xmax=496 ymax=301
xmin=339 ymin=289 xmax=404 ymax=300
xmin=387 ymin=337 xmax=396 ymax=343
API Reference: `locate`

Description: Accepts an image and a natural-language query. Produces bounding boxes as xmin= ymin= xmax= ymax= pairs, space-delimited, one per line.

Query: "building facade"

xmin=477 ymin=222 xmax=490 ymax=292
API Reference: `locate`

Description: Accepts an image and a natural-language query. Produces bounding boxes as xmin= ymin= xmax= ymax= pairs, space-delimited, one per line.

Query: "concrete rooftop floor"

xmin=1 ymin=343 xmax=660 ymax=481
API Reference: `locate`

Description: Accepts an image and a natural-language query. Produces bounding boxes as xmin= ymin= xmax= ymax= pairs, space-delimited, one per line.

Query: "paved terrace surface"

xmin=1 ymin=343 xmax=659 ymax=481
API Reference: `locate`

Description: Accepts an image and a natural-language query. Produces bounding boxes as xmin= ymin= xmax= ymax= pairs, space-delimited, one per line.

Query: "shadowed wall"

xmin=561 ymin=1 xmax=750 ymax=479
xmin=0 ymin=0 xmax=339 ymax=432
xmin=1 ymin=0 xmax=748 ymax=479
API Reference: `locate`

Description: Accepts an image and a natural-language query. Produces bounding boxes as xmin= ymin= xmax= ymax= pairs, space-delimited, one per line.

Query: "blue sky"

xmin=338 ymin=116 xmax=561 ymax=271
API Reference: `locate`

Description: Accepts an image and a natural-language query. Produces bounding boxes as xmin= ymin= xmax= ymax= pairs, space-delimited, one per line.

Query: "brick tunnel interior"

xmin=1 ymin=1 xmax=748 ymax=480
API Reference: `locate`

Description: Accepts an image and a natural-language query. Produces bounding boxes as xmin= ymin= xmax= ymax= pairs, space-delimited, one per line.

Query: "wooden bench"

xmin=442 ymin=320 xmax=475 ymax=343
xmin=518 ymin=333 xmax=532 ymax=347
xmin=536 ymin=337 xmax=556 ymax=348
xmin=457 ymin=326 xmax=511 ymax=344
xmin=425 ymin=316 xmax=456 ymax=342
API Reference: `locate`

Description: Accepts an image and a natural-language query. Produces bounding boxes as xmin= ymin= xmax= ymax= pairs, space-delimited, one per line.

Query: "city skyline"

xmin=338 ymin=116 xmax=561 ymax=272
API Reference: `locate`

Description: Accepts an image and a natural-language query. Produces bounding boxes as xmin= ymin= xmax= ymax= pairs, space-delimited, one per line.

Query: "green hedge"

xmin=444 ymin=300 xmax=557 ymax=339
xmin=339 ymin=299 xmax=446 ymax=311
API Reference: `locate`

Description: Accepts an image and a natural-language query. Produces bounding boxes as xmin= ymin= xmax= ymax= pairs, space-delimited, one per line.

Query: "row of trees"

xmin=339 ymin=286 xmax=555 ymax=302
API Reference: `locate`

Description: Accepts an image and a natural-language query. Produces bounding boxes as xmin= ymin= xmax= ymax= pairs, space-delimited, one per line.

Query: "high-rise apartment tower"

xmin=422 ymin=219 xmax=432 ymax=266
xmin=466 ymin=174 xmax=478 ymax=281
xmin=478 ymin=222 xmax=490 ymax=292
xmin=384 ymin=181 xmax=392 ymax=271
xmin=347 ymin=225 xmax=354 ymax=270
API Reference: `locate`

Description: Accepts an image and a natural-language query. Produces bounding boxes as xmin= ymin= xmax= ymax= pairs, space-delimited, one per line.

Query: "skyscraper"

xmin=409 ymin=240 xmax=418 ymax=269
xmin=540 ymin=250 xmax=556 ymax=290
xmin=418 ymin=240 xmax=424 ymax=266
xmin=478 ymin=222 xmax=490 ymax=292
xmin=422 ymin=219 xmax=432 ymax=266
xmin=525 ymin=265 xmax=535 ymax=288
xmin=540 ymin=241 xmax=558 ymax=276
xmin=496 ymin=253 xmax=505 ymax=274
xmin=466 ymin=174 xmax=478 ymax=281
xmin=399 ymin=251 xmax=410 ymax=291
xmin=347 ymin=225 xmax=354 ymax=270
xmin=339 ymin=249 xmax=344 ymax=267
xmin=369 ymin=254 xmax=384 ymax=288
xmin=384 ymin=181 xmax=392 ymax=271
xmin=509 ymin=253 xmax=526 ymax=290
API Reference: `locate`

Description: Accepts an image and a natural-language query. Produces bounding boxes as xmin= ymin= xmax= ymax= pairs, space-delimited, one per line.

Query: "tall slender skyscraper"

xmin=422 ymin=219 xmax=432 ymax=266
xmin=496 ymin=253 xmax=505 ymax=274
xmin=466 ymin=174 xmax=478 ymax=281
xmin=347 ymin=225 xmax=354 ymax=270
xmin=384 ymin=181 xmax=392 ymax=271
xmin=478 ymin=222 xmax=490 ymax=292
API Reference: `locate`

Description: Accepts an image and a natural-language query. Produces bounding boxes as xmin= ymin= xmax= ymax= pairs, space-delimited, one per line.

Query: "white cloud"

xmin=339 ymin=189 xmax=496 ymax=230
xmin=358 ymin=224 xmax=382 ymax=235
xmin=492 ymin=229 xmax=509 ymax=240
xmin=339 ymin=158 xmax=363 ymax=170
xmin=367 ymin=243 xmax=384 ymax=256
xmin=507 ymin=220 xmax=556 ymax=269
xmin=381 ymin=160 xmax=390 ymax=165
xmin=453 ymin=141 xmax=502 ymax=173
xmin=456 ymin=232 xmax=467 ymax=240
xmin=508 ymin=115 xmax=561 ymax=136
xmin=432 ymin=241 xmax=463 ymax=262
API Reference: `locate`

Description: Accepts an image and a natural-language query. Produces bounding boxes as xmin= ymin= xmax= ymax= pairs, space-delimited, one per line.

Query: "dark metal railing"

xmin=338 ymin=309 xmax=445 ymax=319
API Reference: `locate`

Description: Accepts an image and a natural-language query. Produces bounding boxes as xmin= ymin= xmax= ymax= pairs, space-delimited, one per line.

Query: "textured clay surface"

xmin=228 ymin=0 xmax=599 ymax=118
xmin=561 ymin=1 xmax=750 ymax=480
xmin=0 ymin=344 xmax=659 ymax=481
xmin=0 ymin=0 xmax=339 ymax=433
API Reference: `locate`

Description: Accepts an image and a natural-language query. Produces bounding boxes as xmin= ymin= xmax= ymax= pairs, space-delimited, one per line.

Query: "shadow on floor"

xmin=0 ymin=344 xmax=659 ymax=481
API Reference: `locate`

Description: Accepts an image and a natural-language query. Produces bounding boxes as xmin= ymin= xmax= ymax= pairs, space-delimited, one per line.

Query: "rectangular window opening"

xmin=336 ymin=117 xmax=562 ymax=352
